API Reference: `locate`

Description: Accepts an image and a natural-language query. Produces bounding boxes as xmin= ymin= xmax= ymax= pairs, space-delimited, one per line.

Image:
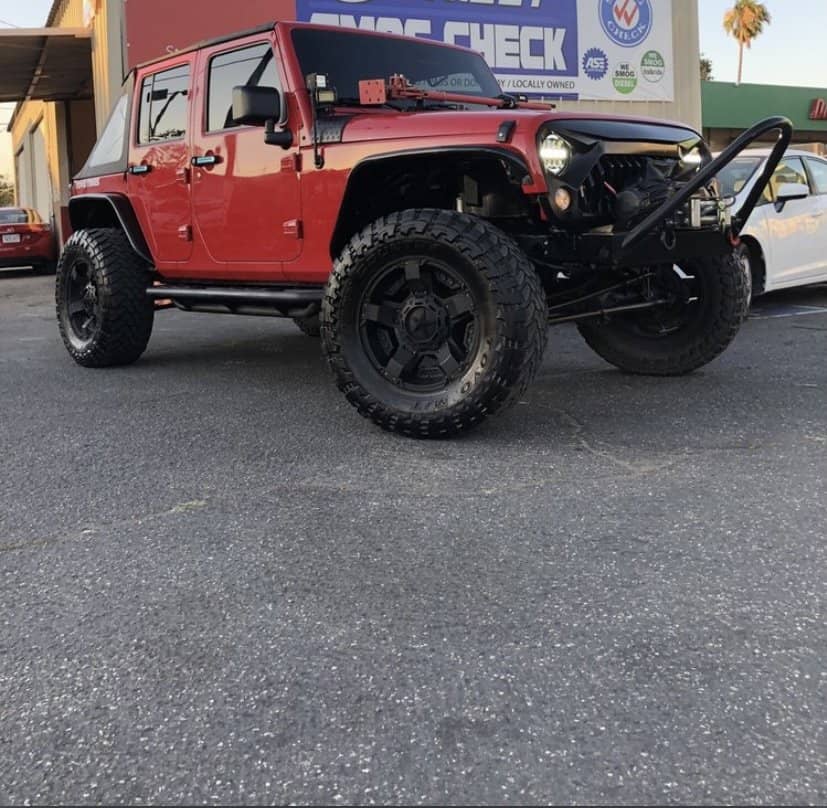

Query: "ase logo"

xmin=599 ymin=0 xmax=653 ymax=48
xmin=582 ymin=48 xmax=609 ymax=80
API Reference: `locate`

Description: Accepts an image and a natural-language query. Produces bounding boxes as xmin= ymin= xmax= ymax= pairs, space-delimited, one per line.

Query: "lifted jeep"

xmin=58 ymin=22 xmax=791 ymax=438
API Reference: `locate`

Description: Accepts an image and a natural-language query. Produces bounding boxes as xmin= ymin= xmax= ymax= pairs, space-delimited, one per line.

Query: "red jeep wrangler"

xmin=57 ymin=22 xmax=789 ymax=437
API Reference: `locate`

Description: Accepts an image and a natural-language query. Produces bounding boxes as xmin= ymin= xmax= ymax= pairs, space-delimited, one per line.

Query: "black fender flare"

xmin=331 ymin=146 xmax=533 ymax=257
xmin=68 ymin=194 xmax=154 ymax=265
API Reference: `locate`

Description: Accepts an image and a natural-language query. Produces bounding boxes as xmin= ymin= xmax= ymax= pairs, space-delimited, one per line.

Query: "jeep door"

xmin=128 ymin=61 xmax=194 ymax=263
xmin=190 ymin=37 xmax=301 ymax=272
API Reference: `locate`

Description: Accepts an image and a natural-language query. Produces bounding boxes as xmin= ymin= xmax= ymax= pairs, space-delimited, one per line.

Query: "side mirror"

xmin=774 ymin=181 xmax=809 ymax=212
xmin=232 ymin=85 xmax=281 ymax=127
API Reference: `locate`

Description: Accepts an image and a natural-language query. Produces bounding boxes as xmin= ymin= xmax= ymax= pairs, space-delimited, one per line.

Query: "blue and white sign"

xmin=296 ymin=0 xmax=674 ymax=101
xmin=599 ymin=0 xmax=653 ymax=48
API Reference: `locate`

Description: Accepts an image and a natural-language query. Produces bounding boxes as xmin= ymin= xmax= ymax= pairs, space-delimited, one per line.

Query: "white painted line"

xmin=750 ymin=307 xmax=827 ymax=320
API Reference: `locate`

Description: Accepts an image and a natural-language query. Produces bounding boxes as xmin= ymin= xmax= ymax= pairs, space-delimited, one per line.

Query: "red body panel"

xmin=72 ymin=22 xmax=690 ymax=286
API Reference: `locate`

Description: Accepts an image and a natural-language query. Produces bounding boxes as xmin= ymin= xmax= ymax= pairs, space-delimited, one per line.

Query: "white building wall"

xmin=553 ymin=0 xmax=701 ymax=130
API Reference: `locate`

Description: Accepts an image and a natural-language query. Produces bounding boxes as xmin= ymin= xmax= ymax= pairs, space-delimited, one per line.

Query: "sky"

xmin=2 ymin=0 xmax=827 ymax=179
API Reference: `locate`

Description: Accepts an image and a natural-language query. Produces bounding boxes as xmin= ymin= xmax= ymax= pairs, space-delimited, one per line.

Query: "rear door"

xmin=190 ymin=37 xmax=301 ymax=271
xmin=128 ymin=61 xmax=194 ymax=263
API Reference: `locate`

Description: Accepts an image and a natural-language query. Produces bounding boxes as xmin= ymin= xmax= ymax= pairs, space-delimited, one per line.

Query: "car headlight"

xmin=540 ymin=133 xmax=572 ymax=176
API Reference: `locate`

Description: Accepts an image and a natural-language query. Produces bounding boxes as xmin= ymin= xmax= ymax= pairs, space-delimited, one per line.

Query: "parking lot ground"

xmin=1 ymin=271 xmax=826 ymax=805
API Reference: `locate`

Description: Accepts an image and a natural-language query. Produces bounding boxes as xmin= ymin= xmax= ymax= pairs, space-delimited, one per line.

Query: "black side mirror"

xmin=232 ymin=85 xmax=281 ymax=127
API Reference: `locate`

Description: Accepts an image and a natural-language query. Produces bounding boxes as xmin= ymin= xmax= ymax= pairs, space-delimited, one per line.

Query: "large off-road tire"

xmin=321 ymin=209 xmax=548 ymax=438
xmin=293 ymin=313 xmax=321 ymax=337
xmin=56 ymin=228 xmax=155 ymax=368
xmin=578 ymin=253 xmax=750 ymax=376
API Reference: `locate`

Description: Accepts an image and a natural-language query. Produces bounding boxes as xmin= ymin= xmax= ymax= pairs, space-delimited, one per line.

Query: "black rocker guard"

xmin=567 ymin=116 xmax=793 ymax=269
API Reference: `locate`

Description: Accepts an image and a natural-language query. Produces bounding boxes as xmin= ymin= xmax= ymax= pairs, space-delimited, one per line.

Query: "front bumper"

xmin=541 ymin=116 xmax=793 ymax=270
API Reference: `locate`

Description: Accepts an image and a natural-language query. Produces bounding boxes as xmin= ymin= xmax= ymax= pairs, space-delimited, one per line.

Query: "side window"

xmin=763 ymin=157 xmax=810 ymax=203
xmin=207 ymin=43 xmax=280 ymax=132
xmin=82 ymin=94 xmax=129 ymax=172
xmin=137 ymin=64 xmax=190 ymax=144
xmin=806 ymin=158 xmax=827 ymax=195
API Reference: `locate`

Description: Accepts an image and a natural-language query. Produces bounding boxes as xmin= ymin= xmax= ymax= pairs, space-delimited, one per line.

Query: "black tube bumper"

xmin=619 ymin=116 xmax=793 ymax=255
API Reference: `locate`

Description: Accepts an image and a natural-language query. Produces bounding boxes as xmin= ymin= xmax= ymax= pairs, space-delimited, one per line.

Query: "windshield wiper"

xmin=336 ymin=97 xmax=409 ymax=112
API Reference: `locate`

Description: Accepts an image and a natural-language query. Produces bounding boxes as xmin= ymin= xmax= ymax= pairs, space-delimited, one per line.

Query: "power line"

xmin=0 ymin=19 xmax=22 ymax=28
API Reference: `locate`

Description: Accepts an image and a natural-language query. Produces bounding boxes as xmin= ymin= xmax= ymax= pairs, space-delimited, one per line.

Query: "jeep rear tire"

xmin=56 ymin=228 xmax=155 ymax=368
xmin=293 ymin=313 xmax=321 ymax=337
xmin=321 ymin=209 xmax=548 ymax=438
xmin=577 ymin=253 xmax=750 ymax=376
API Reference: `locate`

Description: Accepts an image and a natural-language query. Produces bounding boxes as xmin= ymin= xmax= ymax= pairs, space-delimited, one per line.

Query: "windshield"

xmin=0 ymin=209 xmax=39 ymax=225
xmin=716 ymin=156 xmax=762 ymax=197
xmin=291 ymin=28 xmax=502 ymax=106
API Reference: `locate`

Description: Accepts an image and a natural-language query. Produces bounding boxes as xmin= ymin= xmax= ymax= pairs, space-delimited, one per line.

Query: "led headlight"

xmin=540 ymin=133 xmax=572 ymax=176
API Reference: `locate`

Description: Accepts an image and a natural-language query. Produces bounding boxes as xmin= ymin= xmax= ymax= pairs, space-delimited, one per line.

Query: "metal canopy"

xmin=0 ymin=27 xmax=92 ymax=105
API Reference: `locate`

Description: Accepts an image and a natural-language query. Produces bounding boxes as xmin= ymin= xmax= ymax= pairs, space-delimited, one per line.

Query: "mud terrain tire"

xmin=321 ymin=209 xmax=548 ymax=438
xmin=578 ymin=253 xmax=750 ymax=376
xmin=56 ymin=228 xmax=154 ymax=368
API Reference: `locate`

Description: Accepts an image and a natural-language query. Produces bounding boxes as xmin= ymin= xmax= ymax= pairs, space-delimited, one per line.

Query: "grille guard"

xmin=619 ymin=116 xmax=793 ymax=254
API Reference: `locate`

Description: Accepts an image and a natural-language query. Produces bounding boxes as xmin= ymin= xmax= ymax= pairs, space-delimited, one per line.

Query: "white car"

xmin=716 ymin=149 xmax=827 ymax=295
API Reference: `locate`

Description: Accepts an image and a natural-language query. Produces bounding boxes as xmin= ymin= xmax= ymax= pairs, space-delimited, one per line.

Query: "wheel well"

xmin=330 ymin=152 xmax=535 ymax=259
xmin=740 ymin=235 xmax=766 ymax=296
xmin=68 ymin=195 xmax=153 ymax=265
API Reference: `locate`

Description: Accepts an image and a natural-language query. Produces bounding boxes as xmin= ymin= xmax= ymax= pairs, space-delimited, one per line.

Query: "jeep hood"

xmin=337 ymin=109 xmax=702 ymax=146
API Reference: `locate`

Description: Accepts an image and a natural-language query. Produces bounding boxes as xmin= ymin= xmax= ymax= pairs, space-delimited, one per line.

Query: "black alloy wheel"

xmin=63 ymin=257 xmax=101 ymax=350
xmin=322 ymin=209 xmax=548 ymax=438
xmin=357 ymin=256 xmax=480 ymax=393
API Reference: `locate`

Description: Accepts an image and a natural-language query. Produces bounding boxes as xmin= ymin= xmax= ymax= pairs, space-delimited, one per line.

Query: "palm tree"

xmin=723 ymin=1 xmax=771 ymax=85
xmin=700 ymin=54 xmax=714 ymax=82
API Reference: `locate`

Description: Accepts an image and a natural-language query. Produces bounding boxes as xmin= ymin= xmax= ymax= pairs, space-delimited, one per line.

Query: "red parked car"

xmin=0 ymin=207 xmax=57 ymax=273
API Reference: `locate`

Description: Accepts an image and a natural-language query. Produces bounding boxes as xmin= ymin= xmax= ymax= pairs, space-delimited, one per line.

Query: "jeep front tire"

xmin=56 ymin=228 xmax=155 ymax=368
xmin=321 ymin=209 xmax=548 ymax=438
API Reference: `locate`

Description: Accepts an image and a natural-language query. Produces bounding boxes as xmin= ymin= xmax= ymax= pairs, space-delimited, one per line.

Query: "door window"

xmin=805 ymin=157 xmax=827 ymax=195
xmin=137 ymin=64 xmax=190 ymax=144
xmin=206 ymin=43 xmax=280 ymax=132
xmin=763 ymin=157 xmax=810 ymax=203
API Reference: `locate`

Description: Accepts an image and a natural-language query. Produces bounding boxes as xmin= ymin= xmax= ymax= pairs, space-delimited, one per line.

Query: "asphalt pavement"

xmin=1 ymin=270 xmax=826 ymax=805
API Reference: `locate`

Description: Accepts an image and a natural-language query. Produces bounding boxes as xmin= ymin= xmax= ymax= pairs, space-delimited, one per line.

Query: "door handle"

xmin=128 ymin=164 xmax=152 ymax=175
xmin=191 ymin=154 xmax=220 ymax=167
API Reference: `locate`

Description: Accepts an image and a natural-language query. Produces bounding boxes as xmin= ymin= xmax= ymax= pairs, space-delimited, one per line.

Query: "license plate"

xmin=2 ymin=234 xmax=21 ymax=244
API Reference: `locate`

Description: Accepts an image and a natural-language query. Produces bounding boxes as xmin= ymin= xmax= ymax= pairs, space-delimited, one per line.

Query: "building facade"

xmin=703 ymin=81 xmax=827 ymax=154
xmin=6 ymin=0 xmax=701 ymax=243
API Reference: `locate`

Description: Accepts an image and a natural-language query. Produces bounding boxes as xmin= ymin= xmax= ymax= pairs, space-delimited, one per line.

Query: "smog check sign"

xmin=599 ymin=0 xmax=653 ymax=48
xmin=297 ymin=0 xmax=672 ymax=101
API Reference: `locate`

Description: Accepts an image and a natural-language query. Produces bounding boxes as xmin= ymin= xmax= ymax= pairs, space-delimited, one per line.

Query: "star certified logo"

xmin=582 ymin=48 xmax=609 ymax=80
xmin=599 ymin=0 xmax=653 ymax=48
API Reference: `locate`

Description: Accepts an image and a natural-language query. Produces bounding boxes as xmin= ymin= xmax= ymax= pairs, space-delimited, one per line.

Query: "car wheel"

xmin=293 ymin=312 xmax=321 ymax=337
xmin=321 ymin=209 xmax=548 ymax=438
xmin=578 ymin=252 xmax=750 ymax=376
xmin=56 ymin=228 xmax=155 ymax=368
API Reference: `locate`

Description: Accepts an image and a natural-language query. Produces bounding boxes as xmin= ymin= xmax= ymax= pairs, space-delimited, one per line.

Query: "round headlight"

xmin=540 ymin=133 xmax=572 ymax=176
